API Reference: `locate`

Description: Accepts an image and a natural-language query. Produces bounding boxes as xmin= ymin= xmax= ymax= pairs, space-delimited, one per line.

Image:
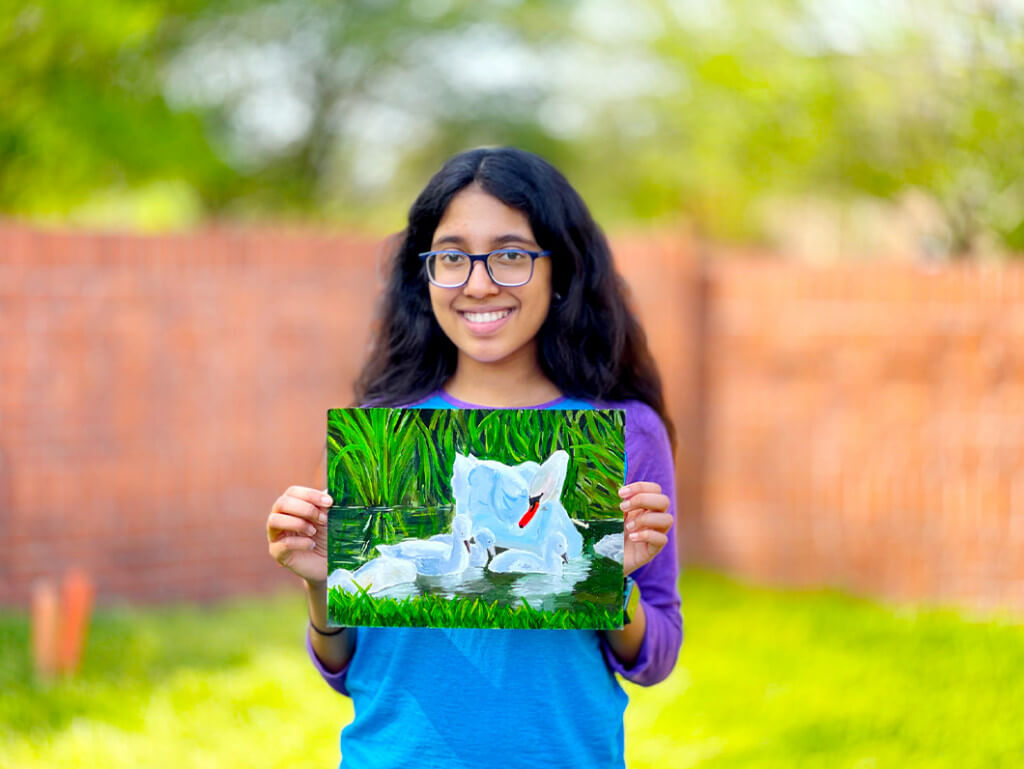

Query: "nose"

xmin=462 ymin=260 xmax=499 ymax=297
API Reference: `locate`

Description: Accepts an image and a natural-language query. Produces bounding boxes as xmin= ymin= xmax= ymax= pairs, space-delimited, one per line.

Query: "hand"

xmin=267 ymin=486 xmax=332 ymax=585
xmin=619 ymin=481 xmax=672 ymax=576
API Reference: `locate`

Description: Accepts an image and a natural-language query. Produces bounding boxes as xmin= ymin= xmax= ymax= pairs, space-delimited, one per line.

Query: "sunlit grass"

xmin=0 ymin=592 xmax=349 ymax=769
xmin=625 ymin=571 xmax=1024 ymax=769
xmin=2 ymin=570 xmax=1022 ymax=768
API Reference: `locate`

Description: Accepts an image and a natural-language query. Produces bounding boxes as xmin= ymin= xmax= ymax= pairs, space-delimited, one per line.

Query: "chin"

xmin=462 ymin=344 xmax=518 ymax=364
xmin=456 ymin=334 xmax=536 ymax=365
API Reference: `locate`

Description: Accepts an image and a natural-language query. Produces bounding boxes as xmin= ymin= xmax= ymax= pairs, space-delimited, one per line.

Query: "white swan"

xmin=452 ymin=450 xmax=583 ymax=558
xmin=593 ymin=532 xmax=624 ymax=564
xmin=377 ymin=514 xmax=472 ymax=560
xmin=468 ymin=528 xmax=497 ymax=568
xmin=518 ymin=451 xmax=570 ymax=529
xmin=487 ymin=531 xmax=569 ymax=575
xmin=378 ymin=518 xmax=495 ymax=570
xmin=328 ymin=556 xmax=417 ymax=595
xmin=411 ymin=515 xmax=473 ymax=576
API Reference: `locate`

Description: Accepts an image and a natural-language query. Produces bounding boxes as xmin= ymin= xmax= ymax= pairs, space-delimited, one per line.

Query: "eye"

xmin=491 ymin=249 xmax=529 ymax=264
xmin=437 ymin=251 xmax=468 ymax=265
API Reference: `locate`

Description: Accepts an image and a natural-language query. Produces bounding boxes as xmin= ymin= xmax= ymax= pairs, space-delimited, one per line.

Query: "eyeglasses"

xmin=418 ymin=248 xmax=551 ymax=288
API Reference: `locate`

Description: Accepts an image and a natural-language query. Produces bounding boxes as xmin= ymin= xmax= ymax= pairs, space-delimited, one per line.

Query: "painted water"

xmin=329 ymin=506 xmax=623 ymax=613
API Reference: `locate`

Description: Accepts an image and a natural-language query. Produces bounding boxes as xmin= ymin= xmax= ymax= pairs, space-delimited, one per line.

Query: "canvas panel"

xmin=325 ymin=408 xmax=626 ymax=630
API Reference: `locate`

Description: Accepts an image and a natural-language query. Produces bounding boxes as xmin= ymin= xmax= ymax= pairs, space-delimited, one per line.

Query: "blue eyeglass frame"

xmin=417 ymin=248 xmax=551 ymax=288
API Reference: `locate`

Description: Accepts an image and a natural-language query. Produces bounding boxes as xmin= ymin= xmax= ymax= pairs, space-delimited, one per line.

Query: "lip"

xmin=456 ymin=306 xmax=516 ymax=335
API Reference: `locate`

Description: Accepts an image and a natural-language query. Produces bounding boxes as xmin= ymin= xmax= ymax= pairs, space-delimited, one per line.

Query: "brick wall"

xmin=2 ymin=222 xmax=1022 ymax=611
xmin=0 ymin=225 xmax=385 ymax=604
xmin=696 ymin=260 xmax=1024 ymax=610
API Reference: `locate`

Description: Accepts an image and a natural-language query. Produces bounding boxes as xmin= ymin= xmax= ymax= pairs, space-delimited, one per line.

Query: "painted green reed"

xmin=328 ymin=586 xmax=622 ymax=630
xmin=326 ymin=408 xmax=444 ymax=547
xmin=326 ymin=408 xmax=625 ymax=524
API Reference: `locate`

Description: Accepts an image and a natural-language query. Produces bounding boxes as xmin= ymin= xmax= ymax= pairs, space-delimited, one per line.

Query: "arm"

xmin=305 ymin=579 xmax=355 ymax=673
xmin=267 ymin=449 xmax=356 ymax=695
xmin=304 ymin=578 xmax=357 ymax=696
xmin=600 ymin=403 xmax=683 ymax=685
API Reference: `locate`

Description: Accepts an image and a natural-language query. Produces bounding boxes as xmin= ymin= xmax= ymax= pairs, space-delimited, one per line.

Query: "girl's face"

xmin=427 ymin=183 xmax=552 ymax=368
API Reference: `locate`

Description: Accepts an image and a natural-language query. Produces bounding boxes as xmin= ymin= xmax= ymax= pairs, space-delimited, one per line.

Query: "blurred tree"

xmin=2 ymin=0 xmax=1022 ymax=254
xmin=580 ymin=0 xmax=1024 ymax=255
xmin=158 ymin=0 xmax=582 ymax=226
xmin=0 ymin=0 xmax=239 ymax=222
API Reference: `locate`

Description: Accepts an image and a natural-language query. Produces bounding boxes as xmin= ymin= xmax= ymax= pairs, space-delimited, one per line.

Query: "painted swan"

xmin=487 ymin=531 xmax=570 ymax=575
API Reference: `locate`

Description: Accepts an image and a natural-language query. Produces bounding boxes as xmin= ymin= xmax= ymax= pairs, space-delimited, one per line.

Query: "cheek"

xmin=529 ymin=263 xmax=554 ymax=316
xmin=428 ymin=286 xmax=451 ymax=322
xmin=522 ymin=284 xmax=552 ymax=323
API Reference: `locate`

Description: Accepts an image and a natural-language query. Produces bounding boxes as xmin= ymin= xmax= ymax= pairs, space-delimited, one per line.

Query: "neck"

xmin=444 ymin=343 xmax=561 ymax=408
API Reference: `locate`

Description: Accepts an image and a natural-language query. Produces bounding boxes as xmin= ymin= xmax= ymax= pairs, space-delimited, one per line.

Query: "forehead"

xmin=432 ymin=184 xmax=536 ymax=246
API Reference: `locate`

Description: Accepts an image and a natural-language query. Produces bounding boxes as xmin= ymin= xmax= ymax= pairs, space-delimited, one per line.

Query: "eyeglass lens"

xmin=427 ymin=251 xmax=533 ymax=287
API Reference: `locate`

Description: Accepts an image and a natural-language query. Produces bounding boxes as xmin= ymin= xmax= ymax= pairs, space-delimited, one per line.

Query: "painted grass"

xmin=1 ymin=569 xmax=1022 ymax=768
xmin=327 ymin=585 xmax=622 ymax=630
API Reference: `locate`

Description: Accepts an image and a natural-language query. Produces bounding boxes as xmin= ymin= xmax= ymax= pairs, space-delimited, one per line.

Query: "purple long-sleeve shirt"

xmin=307 ymin=392 xmax=683 ymax=768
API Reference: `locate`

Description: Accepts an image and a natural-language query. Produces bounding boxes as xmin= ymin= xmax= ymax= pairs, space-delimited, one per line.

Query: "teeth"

xmin=464 ymin=310 xmax=511 ymax=323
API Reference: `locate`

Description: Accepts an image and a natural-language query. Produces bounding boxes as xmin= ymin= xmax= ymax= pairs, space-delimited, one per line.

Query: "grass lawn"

xmin=1 ymin=569 xmax=1021 ymax=768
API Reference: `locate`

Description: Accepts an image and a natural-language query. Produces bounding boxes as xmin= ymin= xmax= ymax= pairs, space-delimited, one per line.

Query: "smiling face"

xmin=427 ymin=183 xmax=552 ymax=369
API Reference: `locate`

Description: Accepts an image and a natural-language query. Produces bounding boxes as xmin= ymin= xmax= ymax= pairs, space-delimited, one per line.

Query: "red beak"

xmin=518 ymin=499 xmax=540 ymax=528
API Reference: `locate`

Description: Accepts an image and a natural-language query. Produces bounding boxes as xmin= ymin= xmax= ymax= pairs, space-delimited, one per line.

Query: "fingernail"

xmin=618 ymin=487 xmax=628 ymax=497
xmin=629 ymin=532 xmax=640 ymax=541
xmin=308 ymin=526 xmax=317 ymax=536
xmin=308 ymin=539 xmax=316 ymax=549
xmin=319 ymin=513 xmax=327 ymax=524
xmin=619 ymin=500 xmax=629 ymax=511
xmin=321 ymin=494 xmax=332 ymax=505
xmin=626 ymin=520 xmax=635 ymax=531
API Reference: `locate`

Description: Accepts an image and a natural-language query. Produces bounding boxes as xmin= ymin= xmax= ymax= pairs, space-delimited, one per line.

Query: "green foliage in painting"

xmin=327 ymin=408 xmax=625 ymax=517
xmin=327 ymin=408 xmax=440 ymax=505
xmin=328 ymin=585 xmax=621 ymax=630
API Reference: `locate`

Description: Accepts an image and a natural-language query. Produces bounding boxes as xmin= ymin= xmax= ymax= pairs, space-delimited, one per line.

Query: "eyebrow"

xmin=432 ymin=233 xmax=539 ymax=249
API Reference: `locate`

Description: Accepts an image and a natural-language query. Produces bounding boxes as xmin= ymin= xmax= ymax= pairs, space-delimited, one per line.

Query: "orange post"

xmin=30 ymin=578 xmax=59 ymax=679
xmin=57 ymin=569 xmax=95 ymax=676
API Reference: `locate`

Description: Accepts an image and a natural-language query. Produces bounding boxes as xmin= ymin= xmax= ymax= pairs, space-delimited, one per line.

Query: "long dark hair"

xmin=354 ymin=147 xmax=675 ymax=449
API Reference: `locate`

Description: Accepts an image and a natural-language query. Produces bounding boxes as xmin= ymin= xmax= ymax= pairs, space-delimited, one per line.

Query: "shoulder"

xmin=593 ymin=398 xmax=669 ymax=448
xmin=601 ymin=401 xmax=674 ymax=495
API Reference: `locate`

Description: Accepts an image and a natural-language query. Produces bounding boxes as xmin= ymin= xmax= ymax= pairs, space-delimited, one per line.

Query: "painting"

xmin=325 ymin=408 xmax=626 ymax=630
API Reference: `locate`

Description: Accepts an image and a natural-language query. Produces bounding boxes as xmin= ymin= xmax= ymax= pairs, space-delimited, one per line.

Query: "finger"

xmin=627 ymin=529 xmax=668 ymax=549
xmin=266 ymin=512 xmax=318 ymax=542
xmin=273 ymin=494 xmax=329 ymax=525
xmin=625 ymin=511 xmax=673 ymax=534
xmin=620 ymin=492 xmax=669 ymax=513
xmin=618 ymin=482 xmax=662 ymax=500
xmin=281 ymin=486 xmax=333 ymax=509
xmin=269 ymin=536 xmax=317 ymax=563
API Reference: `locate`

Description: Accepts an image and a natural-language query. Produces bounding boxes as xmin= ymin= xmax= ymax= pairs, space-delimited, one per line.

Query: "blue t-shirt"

xmin=308 ymin=391 xmax=682 ymax=768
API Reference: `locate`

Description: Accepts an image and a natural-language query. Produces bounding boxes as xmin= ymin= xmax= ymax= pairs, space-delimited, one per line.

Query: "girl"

xmin=266 ymin=147 xmax=682 ymax=768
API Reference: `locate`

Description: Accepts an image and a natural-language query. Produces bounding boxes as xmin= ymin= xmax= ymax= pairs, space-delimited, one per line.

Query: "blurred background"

xmin=1 ymin=0 xmax=1023 ymax=766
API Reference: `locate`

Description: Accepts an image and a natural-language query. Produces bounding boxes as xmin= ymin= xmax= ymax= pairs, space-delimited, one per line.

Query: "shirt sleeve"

xmin=600 ymin=401 xmax=684 ymax=686
xmin=306 ymin=628 xmax=355 ymax=697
